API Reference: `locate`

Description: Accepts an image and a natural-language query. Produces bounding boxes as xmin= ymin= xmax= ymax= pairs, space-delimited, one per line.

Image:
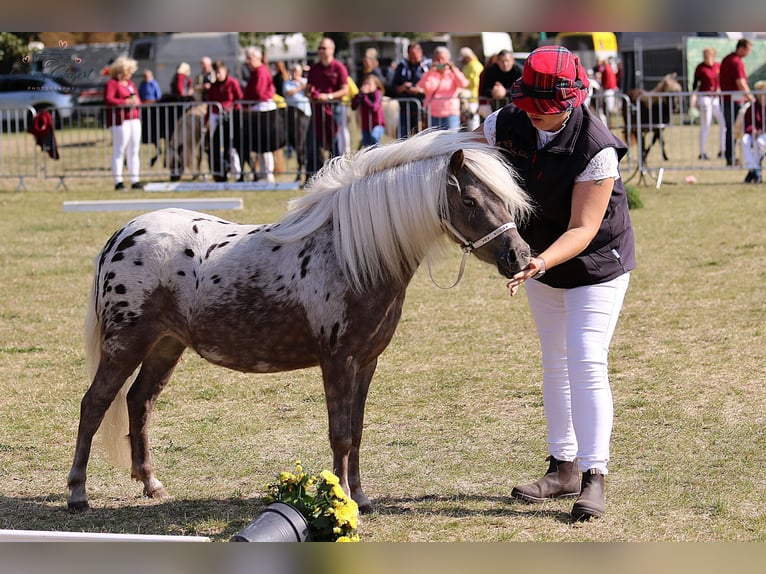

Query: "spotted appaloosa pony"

xmin=66 ymin=129 xmax=532 ymax=513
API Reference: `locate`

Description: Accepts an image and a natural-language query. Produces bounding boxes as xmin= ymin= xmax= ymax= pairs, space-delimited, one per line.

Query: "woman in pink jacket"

xmin=104 ymin=56 xmax=143 ymax=190
xmin=416 ymin=47 xmax=468 ymax=130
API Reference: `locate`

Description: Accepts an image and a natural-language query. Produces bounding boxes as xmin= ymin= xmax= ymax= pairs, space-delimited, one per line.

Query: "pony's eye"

xmin=462 ymin=197 xmax=476 ymax=208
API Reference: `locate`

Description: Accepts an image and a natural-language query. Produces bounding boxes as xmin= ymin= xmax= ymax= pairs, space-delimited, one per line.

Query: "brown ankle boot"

xmin=571 ymin=469 xmax=605 ymax=520
xmin=511 ymin=456 xmax=581 ymax=503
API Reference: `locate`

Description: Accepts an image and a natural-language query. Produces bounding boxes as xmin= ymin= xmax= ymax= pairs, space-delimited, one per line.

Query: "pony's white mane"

xmin=268 ymin=129 xmax=531 ymax=291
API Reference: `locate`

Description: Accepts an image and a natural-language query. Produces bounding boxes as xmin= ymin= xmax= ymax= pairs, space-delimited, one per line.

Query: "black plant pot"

xmin=230 ymin=502 xmax=311 ymax=542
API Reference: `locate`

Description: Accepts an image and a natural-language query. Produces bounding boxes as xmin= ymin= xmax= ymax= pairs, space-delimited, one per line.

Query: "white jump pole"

xmin=63 ymin=198 xmax=244 ymax=212
xmin=0 ymin=529 xmax=210 ymax=542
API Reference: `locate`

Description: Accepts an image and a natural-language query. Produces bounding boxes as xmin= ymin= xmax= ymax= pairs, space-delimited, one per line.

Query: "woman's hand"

xmin=506 ymin=257 xmax=545 ymax=297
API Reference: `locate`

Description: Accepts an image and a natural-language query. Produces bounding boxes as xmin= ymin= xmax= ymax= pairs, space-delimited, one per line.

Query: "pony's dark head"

xmin=444 ymin=149 xmax=531 ymax=278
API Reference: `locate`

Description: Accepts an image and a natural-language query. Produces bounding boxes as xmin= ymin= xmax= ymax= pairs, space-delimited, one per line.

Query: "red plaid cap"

xmin=511 ymin=46 xmax=590 ymax=115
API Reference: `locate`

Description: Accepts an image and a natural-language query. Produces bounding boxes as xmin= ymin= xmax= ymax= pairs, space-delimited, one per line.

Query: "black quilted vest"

xmin=494 ymin=104 xmax=636 ymax=288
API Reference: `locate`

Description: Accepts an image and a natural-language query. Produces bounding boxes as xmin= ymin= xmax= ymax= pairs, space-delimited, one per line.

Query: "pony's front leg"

xmin=347 ymin=359 xmax=377 ymax=514
xmin=322 ymin=355 xmax=361 ymax=508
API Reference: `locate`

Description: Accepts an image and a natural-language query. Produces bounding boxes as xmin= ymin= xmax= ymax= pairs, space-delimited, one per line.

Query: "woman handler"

xmin=476 ymin=46 xmax=635 ymax=520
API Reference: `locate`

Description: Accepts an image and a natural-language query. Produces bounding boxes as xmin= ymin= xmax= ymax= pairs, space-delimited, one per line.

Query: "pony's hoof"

xmin=67 ymin=499 xmax=90 ymax=512
xmin=170 ymin=175 xmax=181 ymax=182
xmin=353 ymin=493 xmax=373 ymax=514
xmin=144 ymin=485 xmax=170 ymax=499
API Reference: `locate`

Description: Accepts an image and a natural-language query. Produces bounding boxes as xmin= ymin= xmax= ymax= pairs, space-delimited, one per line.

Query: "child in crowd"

xmin=352 ymin=74 xmax=385 ymax=147
xmin=741 ymin=80 xmax=766 ymax=183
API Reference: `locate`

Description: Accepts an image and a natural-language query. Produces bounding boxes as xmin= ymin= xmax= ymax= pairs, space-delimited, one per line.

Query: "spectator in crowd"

xmin=720 ymin=38 xmax=756 ymax=166
xmin=305 ymin=36 xmax=349 ymax=184
xmin=243 ymin=46 xmax=278 ymax=183
xmin=170 ymin=62 xmax=195 ymax=101
xmin=336 ymin=74 xmax=357 ymax=155
xmin=479 ymin=49 xmax=523 ymax=112
xmin=476 ymin=46 xmax=634 ymax=521
xmin=196 ymin=57 xmax=215 ymax=101
xmin=104 ymin=56 xmax=143 ymax=191
xmin=595 ymin=57 xmax=619 ymax=123
xmin=392 ymin=42 xmax=428 ymax=137
xmin=460 ymin=47 xmax=484 ymax=131
xmin=206 ymin=60 xmax=243 ymax=182
xmin=416 ymin=46 xmax=468 ymax=131
xmin=360 ymin=47 xmax=388 ymax=88
xmin=283 ymin=63 xmax=312 ymax=117
xmin=138 ymin=69 xmax=162 ymax=103
xmin=741 ymin=79 xmax=766 ymax=183
xmin=691 ymin=47 xmax=726 ymax=160
xmin=352 ymin=73 xmax=385 ymax=147
xmin=272 ymin=60 xmax=289 ymax=97
xmin=283 ymin=63 xmax=312 ymax=182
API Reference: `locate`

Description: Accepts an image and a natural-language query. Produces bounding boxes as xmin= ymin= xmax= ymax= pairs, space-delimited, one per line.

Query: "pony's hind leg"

xmin=126 ymin=336 xmax=186 ymax=500
xmin=67 ymin=357 xmax=144 ymax=511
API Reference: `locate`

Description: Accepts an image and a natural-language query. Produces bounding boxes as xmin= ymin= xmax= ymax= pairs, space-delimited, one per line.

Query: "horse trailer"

xmin=129 ymin=33 xmax=244 ymax=96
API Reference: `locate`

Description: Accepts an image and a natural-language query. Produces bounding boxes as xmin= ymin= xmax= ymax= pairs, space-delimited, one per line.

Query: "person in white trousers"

xmin=691 ymin=47 xmax=726 ymax=160
xmin=477 ymin=46 xmax=635 ymax=521
xmin=104 ymin=56 xmax=143 ymax=190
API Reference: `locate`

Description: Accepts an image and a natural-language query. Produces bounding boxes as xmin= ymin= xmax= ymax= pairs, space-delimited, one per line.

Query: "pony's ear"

xmin=449 ymin=150 xmax=464 ymax=173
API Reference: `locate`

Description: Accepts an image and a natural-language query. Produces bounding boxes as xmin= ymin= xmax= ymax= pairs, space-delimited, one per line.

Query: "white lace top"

xmin=483 ymin=109 xmax=620 ymax=182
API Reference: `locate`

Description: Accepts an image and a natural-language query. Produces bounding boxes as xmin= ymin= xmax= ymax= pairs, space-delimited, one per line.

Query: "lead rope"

xmin=427 ymin=251 xmax=469 ymax=290
xmin=428 ymin=221 xmax=518 ymax=290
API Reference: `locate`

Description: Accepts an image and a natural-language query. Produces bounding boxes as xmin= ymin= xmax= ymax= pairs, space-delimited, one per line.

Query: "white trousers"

xmin=698 ymin=94 xmax=726 ymax=156
xmin=741 ymin=132 xmax=766 ymax=170
xmin=111 ymin=119 xmax=142 ymax=184
xmin=524 ymin=273 xmax=630 ymax=474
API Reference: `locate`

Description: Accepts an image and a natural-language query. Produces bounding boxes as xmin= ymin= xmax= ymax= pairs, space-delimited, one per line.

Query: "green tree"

xmin=0 ymin=32 xmax=27 ymax=74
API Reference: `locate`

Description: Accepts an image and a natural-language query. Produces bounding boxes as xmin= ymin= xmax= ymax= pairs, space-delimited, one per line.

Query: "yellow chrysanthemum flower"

xmin=332 ymin=484 xmax=347 ymax=500
xmin=319 ymin=470 xmax=340 ymax=485
xmin=279 ymin=471 xmax=298 ymax=483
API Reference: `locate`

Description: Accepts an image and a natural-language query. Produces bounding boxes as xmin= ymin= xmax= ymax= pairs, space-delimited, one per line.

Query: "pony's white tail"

xmin=85 ymin=277 xmax=133 ymax=469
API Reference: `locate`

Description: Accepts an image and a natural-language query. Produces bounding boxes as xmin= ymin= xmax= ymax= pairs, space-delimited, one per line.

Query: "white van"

xmin=447 ymin=33 xmax=513 ymax=63
xmin=129 ymin=33 xmax=244 ymax=96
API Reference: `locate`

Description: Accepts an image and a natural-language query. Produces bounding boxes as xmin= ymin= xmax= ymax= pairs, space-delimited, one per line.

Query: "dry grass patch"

xmin=1 ymin=178 xmax=765 ymax=541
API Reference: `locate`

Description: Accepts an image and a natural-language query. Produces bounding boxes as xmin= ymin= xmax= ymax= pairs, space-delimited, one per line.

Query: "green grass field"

xmin=0 ymin=173 xmax=765 ymax=542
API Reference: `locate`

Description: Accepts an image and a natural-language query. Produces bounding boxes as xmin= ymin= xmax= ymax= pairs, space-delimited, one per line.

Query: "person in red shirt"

xmin=170 ymin=62 xmax=195 ymax=101
xmin=741 ymin=80 xmax=766 ymax=183
xmin=692 ymin=47 xmax=727 ymax=160
xmin=104 ymin=56 xmax=143 ymax=190
xmin=720 ymin=38 xmax=756 ymax=166
xmin=595 ymin=58 xmax=619 ymax=121
xmin=243 ymin=46 xmax=277 ymax=183
xmin=305 ymin=37 xmax=349 ymax=184
xmin=206 ymin=61 xmax=243 ymax=182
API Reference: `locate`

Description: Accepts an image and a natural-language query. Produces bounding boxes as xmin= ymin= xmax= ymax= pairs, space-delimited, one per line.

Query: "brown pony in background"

xmin=623 ymin=73 xmax=683 ymax=163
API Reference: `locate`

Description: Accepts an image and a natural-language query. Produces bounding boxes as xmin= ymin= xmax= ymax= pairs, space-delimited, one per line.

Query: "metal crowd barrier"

xmin=2 ymin=90 xmax=763 ymax=189
xmin=622 ymin=89 xmax=766 ymax=185
xmin=0 ymin=105 xmax=39 ymax=190
xmin=36 ymin=101 xmax=225 ymax=189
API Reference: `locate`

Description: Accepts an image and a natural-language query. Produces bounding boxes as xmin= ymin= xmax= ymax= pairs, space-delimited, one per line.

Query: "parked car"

xmin=0 ymin=74 xmax=75 ymax=129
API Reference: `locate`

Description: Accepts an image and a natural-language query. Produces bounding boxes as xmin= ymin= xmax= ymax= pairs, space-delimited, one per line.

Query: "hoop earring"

xmin=560 ymin=109 xmax=573 ymax=129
